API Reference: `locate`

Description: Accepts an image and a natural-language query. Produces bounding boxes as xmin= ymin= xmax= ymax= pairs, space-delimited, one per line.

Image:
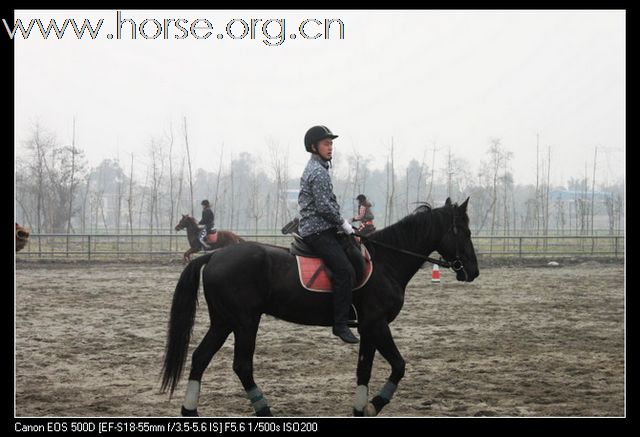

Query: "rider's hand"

xmin=341 ymin=219 xmax=355 ymax=235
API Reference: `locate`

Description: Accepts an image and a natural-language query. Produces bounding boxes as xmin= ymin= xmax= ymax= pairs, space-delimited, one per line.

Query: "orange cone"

xmin=431 ymin=264 xmax=441 ymax=284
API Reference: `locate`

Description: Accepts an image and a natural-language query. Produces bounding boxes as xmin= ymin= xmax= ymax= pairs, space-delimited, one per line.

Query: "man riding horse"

xmin=352 ymin=194 xmax=376 ymax=236
xmin=198 ymin=200 xmax=216 ymax=249
xmin=298 ymin=125 xmax=361 ymax=344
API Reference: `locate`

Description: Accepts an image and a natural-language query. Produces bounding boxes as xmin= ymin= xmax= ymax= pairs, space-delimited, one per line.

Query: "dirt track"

xmin=15 ymin=259 xmax=625 ymax=417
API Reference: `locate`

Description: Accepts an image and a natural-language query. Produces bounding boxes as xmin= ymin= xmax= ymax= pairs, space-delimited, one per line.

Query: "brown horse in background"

xmin=174 ymin=214 xmax=244 ymax=263
xmin=16 ymin=223 xmax=30 ymax=252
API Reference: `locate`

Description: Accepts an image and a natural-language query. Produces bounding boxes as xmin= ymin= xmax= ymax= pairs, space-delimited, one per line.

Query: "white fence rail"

xmin=16 ymin=234 xmax=624 ymax=261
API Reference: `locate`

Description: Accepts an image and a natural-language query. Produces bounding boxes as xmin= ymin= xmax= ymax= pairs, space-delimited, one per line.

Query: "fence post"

xmin=519 ymin=237 xmax=523 ymax=258
xmin=88 ymin=235 xmax=91 ymax=261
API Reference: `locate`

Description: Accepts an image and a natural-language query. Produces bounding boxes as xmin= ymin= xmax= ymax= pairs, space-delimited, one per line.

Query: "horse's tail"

xmin=160 ymin=252 xmax=214 ymax=396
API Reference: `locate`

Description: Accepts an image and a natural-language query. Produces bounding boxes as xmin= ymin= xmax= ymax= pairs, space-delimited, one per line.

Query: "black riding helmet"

xmin=201 ymin=199 xmax=210 ymax=207
xmin=356 ymin=194 xmax=367 ymax=202
xmin=304 ymin=125 xmax=338 ymax=153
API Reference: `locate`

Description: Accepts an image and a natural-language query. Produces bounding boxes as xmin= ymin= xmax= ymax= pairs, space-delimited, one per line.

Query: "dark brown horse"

xmin=162 ymin=198 xmax=479 ymax=416
xmin=174 ymin=214 xmax=244 ymax=263
xmin=16 ymin=223 xmax=30 ymax=252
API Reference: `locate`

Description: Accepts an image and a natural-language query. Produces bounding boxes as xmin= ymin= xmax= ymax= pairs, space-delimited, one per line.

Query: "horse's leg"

xmin=181 ymin=317 xmax=232 ymax=417
xmin=353 ymin=333 xmax=376 ymax=416
xmin=363 ymin=324 xmax=406 ymax=417
xmin=183 ymin=247 xmax=198 ymax=264
xmin=232 ymin=318 xmax=272 ymax=417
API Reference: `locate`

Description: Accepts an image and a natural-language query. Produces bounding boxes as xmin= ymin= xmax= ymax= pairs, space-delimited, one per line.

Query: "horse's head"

xmin=436 ymin=197 xmax=479 ymax=282
xmin=16 ymin=223 xmax=30 ymax=239
xmin=175 ymin=214 xmax=192 ymax=232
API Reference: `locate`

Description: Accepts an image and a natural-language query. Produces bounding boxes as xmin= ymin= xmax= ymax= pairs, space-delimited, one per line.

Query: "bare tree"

xmin=22 ymin=123 xmax=87 ymax=234
xmin=95 ymin=165 xmax=109 ymax=233
xmin=446 ymin=146 xmax=454 ymax=199
xmin=415 ymin=146 xmax=428 ymax=203
xmin=183 ymin=116 xmax=194 ymax=216
xmin=349 ymin=145 xmax=362 ymax=202
xmin=229 ymin=153 xmax=236 ymax=230
xmin=591 ymin=146 xmax=598 ymax=235
xmin=176 ymin=156 xmax=186 ymax=216
xmin=166 ymin=123 xmax=176 ymax=248
xmin=65 ymin=117 xmax=86 ymax=253
xmin=15 ymin=165 xmax=34 ymax=230
xmin=66 ymin=117 xmax=77 ymax=235
xmin=426 ymin=141 xmax=438 ymax=204
xmin=148 ymin=138 xmax=166 ymax=234
xmin=544 ymin=145 xmax=551 ymax=241
xmin=81 ymin=168 xmax=91 ymax=233
xmin=384 ymin=139 xmax=396 ymax=226
xmin=268 ymin=140 xmax=289 ymax=231
xmin=488 ymin=138 xmax=502 ymax=243
xmin=213 ymin=143 xmax=224 ymax=214
xmin=554 ymin=196 xmax=566 ymax=235
xmin=115 ymin=155 xmax=124 ymax=234
xmin=535 ymin=133 xmax=541 ymax=236
xmin=248 ymin=171 xmax=265 ymax=234
xmin=24 ymin=123 xmax=53 ymax=241
xmin=126 ymin=153 xmax=135 ymax=235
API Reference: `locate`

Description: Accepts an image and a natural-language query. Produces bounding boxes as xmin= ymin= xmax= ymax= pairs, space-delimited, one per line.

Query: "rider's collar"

xmin=311 ymin=153 xmax=330 ymax=169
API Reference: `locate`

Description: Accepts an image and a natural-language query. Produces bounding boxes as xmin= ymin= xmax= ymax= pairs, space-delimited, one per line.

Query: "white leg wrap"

xmin=354 ymin=385 xmax=368 ymax=411
xmin=183 ymin=380 xmax=201 ymax=410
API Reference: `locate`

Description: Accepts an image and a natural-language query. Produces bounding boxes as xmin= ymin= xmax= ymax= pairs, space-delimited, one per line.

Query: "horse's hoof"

xmin=364 ymin=403 xmax=378 ymax=416
xmin=255 ymin=406 xmax=273 ymax=417
xmin=353 ymin=408 xmax=364 ymax=417
xmin=181 ymin=406 xmax=199 ymax=417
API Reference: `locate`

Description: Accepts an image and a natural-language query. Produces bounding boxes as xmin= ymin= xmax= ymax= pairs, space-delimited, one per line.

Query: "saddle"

xmin=200 ymin=230 xmax=218 ymax=249
xmin=290 ymin=234 xmax=373 ymax=293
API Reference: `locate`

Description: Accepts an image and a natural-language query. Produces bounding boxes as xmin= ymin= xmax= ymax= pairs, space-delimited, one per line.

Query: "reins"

xmin=357 ymin=234 xmax=454 ymax=268
xmin=355 ymin=208 xmax=465 ymax=272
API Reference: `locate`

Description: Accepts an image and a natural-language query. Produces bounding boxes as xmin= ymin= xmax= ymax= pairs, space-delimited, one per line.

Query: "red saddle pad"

xmin=205 ymin=232 xmax=218 ymax=245
xmin=296 ymin=246 xmax=373 ymax=293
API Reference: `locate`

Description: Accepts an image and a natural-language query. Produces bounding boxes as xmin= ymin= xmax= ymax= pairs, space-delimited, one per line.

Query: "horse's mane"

xmin=368 ymin=201 xmax=466 ymax=248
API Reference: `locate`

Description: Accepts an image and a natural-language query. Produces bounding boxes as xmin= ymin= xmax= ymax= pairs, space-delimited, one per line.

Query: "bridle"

xmin=445 ymin=211 xmax=466 ymax=273
xmin=358 ymin=209 xmax=466 ymax=274
xmin=175 ymin=216 xmax=196 ymax=232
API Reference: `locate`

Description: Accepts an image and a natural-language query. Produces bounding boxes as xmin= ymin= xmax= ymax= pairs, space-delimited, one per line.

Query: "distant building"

xmin=548 ymin=190 xmax=614 ymax=202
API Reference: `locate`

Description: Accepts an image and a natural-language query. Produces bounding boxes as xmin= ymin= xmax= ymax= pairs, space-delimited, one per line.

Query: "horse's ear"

xmin=445 ymin=197 xmax=452 ymax=207
xmin=459 ymin=197 xmax=469 ymax=212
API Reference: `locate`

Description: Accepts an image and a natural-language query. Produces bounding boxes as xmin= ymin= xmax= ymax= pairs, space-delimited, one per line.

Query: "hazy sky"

xmin=13 ymin=9 xmax=625 ymax=186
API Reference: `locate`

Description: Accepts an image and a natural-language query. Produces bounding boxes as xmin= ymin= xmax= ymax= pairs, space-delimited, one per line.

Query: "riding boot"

xmin=332 ymin=289 xmax=359 ymax=344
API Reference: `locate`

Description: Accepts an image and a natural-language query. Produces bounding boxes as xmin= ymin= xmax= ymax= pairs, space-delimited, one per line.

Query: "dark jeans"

xmin=303 ymin=229 xmax=361 ymax=326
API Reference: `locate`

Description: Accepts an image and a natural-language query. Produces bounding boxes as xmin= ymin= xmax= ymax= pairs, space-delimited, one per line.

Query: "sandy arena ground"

xmin=14 ymin=258 xmax=625 ymax=417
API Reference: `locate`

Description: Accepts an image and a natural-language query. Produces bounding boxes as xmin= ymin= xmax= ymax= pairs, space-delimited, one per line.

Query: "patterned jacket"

xmin=298 ymin=155 xmax=344 ymax=237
